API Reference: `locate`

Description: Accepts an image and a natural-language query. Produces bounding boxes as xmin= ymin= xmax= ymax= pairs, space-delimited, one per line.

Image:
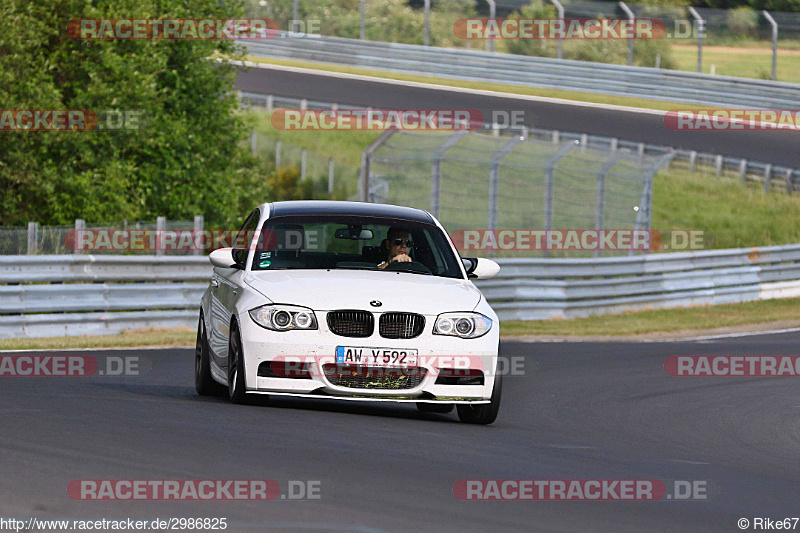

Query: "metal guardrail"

xmin=477 ymin=244 xmax=800 ymax=320
xmin=242 ymin=34 xmax=800 ymax=109
xmin=4 ymin=247 xmax=800 ymax=337
xmin=0 ymin=256 xmax=211 ymax=338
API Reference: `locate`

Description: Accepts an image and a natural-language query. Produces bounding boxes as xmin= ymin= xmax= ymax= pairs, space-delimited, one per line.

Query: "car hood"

xmin=243 ymin=269 xmax=482 ymax=314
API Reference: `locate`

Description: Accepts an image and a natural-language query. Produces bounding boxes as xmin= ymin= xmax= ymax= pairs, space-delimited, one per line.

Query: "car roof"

xmin=264 ymin=200 xmax=434 ymax=224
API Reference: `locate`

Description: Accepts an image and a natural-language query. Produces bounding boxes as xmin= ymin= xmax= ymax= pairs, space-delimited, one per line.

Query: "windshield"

xmin=249 ymin=215 xmax=464 ymax=279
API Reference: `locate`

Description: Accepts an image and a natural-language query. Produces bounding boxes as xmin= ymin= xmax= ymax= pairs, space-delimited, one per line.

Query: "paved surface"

xmin=2 ymin=332 xmax=799 ymax=531
xmin=235 ymin=65 xmax=800 ymax=167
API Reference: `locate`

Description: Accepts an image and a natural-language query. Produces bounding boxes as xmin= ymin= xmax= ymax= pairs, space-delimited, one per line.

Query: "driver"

xmin=377 ymin=227 xmax=413 ymax=269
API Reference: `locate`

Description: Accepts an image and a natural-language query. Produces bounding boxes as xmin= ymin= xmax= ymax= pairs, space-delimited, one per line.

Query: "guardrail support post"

xmin=580 ymin=133 xmax=588 ymax=151
xmin=764 ymin=164 xmax=773 ymax=192
xmin=611 ymin=138 xmax=618 ymax=151
xmin=763 ymin=11 xmax=778 ymax=81
xmin=786 ymin=169 xmax=793 ymax=195
xmin=267 ymin=95 xmax=273 ymax=112
xmin=300 ymin=98 xmax=307 ymax=111
xmin=328 ymin=158 xmax=335 ymax=194
xmin=292 ymin=0 xmax=299 ymax=33
xmin=739 ymin=159 xmax=747 ymax=183
xmin=689 ymin=150 xmax=697 ymax=173
xmin=26 ymin=222 xmax=38 ymax=255
xmin=552 ymin=130 xmax=560 ymax=145
xmin=74 ymin=219 xmax=85 ymax=255
xmin=715 ymin=155 xmax=723 ymax=178
xmin=156 ymin=216 xmax=166 ymax=256
xmin=193 ymin=216 xmax=204 ymax=256
xmin=619 ymin=2 xmax=635 ymax=66
xmin=688 ymin=7 xmax=704 ymax=73
xmin=431 ymin=130 xmax=468 ymax=218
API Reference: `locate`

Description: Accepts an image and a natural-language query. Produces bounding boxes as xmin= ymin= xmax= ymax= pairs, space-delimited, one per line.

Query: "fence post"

xmin=430 ymin=131 xmax=468 ymax=218
xmin=360 ymin=130 xmax=396 ymax=202
xmin=193 ymin=215 xmax=204 ymax=256
xmin=619 ymin=1 xmax=635 ymax=66
xmin=688 ymin=7 xmax=704 ymax=73
xmin=328 ymin=158 xmax=335 ymax=194
xmin=424 ymin=0 xmax=431 ymax=46
xmin=486 ymin=0 xmax=496 ymax=52
xmin=360 ymin=0 xmax=365 ymax=40
xmin=488 ymin=136 xmax=524 ymax=257
xmin=26 ymin=222 xmax=39 ymax=255
xmin=764 ymin=164 xmax=773 ymax=192
xmin=276 ymin=140 xmax=282 ymax=168
xmin=74 ymin=219 xmax=85 ymax=255
xmin=739 ymin=159 xmax=747 ymax=183
xmin=156 ymin=216 xmax=166 ymax=256
xmin=301 ymin=149 xmax=307 ymax=180
xmin=549 ymin=0 xmax=564 ymax=59
xmin=594 ymin=151 xmax=627 ymax=258
xmin=543 ymin=141 xmax=578 ymax=257
xmin=763 ymin=11 xmax=778 ymax=81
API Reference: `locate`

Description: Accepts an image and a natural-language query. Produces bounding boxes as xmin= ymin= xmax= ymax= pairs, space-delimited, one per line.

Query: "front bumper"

xmin=238 ymin=311 xmax=499 ymax=402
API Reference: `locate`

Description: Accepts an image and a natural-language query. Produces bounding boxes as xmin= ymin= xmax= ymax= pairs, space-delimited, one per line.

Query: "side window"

xmin=233 ymin=209 xmax=260 ymax=267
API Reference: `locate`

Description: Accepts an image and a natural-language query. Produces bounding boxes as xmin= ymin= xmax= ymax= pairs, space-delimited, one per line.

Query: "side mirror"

xmin=462 ymin=257 xmax=500 ymax=280
xmin=209 ymin=248 xmax=237 ymax=269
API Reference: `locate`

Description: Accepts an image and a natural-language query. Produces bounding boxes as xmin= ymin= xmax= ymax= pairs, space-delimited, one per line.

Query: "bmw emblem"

xmin=370 ymin=300 xmax=382 ymax=307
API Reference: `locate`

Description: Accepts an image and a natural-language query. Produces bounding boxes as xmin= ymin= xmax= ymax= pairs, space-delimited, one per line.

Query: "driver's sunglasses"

xmin=392 ymin=238 xmax=413 ymax=247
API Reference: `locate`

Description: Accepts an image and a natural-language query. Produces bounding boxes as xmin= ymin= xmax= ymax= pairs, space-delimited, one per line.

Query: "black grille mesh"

xmin=327 ymin=310 xmax=374 ymax=337
xmin=379 ymin=312 xmax=425 ymax=339
xmin=323 ymin=364 xmax=426 ymax=390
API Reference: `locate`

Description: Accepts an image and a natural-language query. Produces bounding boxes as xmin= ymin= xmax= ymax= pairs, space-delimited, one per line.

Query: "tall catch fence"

xmin=362 ymin=130 xmax=672 ymax=257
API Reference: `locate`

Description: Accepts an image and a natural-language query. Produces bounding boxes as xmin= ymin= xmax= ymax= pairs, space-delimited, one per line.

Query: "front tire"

xmin=457 ymin=373 xmax=502 ymax=425
xmin=227 ymin=322 xmax=250 ymax=404
xmin=195 ymin=311 xmax=224 ymax=396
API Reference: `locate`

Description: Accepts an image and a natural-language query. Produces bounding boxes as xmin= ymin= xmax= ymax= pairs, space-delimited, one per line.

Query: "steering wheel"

xmin=385 ymin=260 xmax=432 ymax=275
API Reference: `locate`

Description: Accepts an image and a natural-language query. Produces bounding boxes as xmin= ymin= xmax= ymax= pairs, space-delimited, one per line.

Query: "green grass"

xmin=501 ymin=297 xmax=800 ymax=337
xmin=0 ymin=328 xmax=196 ymax=351
xmin=671 ymin=44 xmax=800 ymax=82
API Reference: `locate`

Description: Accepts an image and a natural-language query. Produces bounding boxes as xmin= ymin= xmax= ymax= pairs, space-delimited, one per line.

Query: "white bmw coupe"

xmin=195 ymin=200 xmax=502 ymax=424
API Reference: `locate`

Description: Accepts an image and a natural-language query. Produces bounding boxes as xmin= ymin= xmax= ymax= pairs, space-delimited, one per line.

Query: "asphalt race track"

xmin=235 ymin=65 xmax=800 ymax=167
xmin=2 ymin=332 xmax=800 ymax=532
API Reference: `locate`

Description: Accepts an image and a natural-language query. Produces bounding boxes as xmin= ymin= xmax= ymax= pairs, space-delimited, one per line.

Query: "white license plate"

xmin=335 ymin=346 xmax=418 ymax=367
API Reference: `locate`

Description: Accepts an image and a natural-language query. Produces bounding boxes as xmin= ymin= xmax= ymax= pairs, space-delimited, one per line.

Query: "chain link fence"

xmin=363 ymin=130 xmax=671 ymax=257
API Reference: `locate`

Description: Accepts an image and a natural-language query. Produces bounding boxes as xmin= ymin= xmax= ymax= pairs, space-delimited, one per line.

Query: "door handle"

xmin=210 ymin=279 xmax=219 ymax=288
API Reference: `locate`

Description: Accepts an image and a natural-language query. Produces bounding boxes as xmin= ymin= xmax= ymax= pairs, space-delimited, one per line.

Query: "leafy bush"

xmin=727 ymin=6 xmax=759 ymax=37
xmin=0 ymin=0 xmax=271 ymax=227
xmin=504 ymin=1 xmax=559 ymax=58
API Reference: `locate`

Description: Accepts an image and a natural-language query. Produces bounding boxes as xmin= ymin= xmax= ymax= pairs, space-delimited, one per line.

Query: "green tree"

xmin=0 ymin=0 xmax=267 ymax=226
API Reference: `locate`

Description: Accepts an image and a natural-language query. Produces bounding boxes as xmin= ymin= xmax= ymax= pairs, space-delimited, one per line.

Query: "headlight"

xmin=249 ymin=305 xmax=318 ymax=331
xmin=433 ymin=312 xmax=492 ymax=338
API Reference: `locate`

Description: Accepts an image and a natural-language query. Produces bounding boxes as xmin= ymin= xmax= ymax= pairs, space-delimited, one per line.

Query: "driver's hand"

xmin=391 ymin=253 xmax=412 ymax=263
